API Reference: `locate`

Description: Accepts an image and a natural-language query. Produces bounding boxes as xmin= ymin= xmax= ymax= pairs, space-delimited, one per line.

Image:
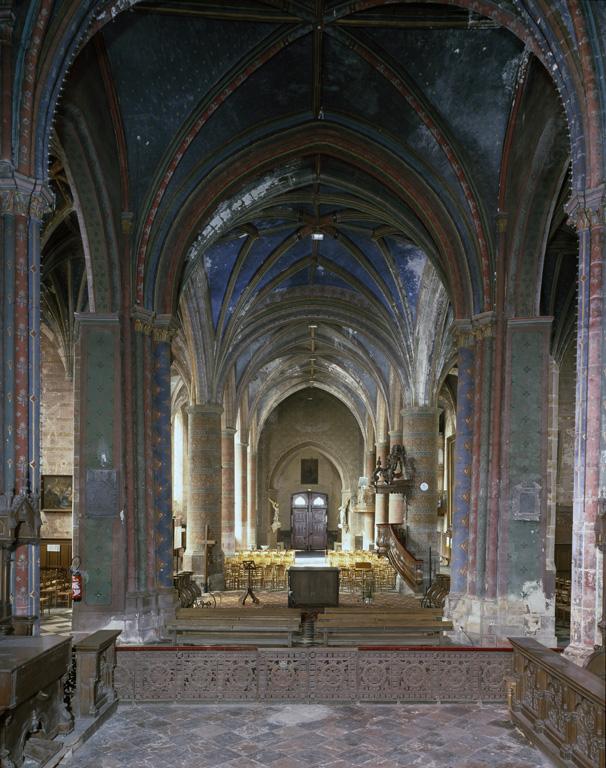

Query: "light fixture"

xmin=311 ymin=232 xmax=324 ymax=241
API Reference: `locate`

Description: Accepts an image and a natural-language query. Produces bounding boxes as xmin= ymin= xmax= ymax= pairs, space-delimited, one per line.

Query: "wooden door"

xmin=291 ymin=493 xmax=328 ymax=550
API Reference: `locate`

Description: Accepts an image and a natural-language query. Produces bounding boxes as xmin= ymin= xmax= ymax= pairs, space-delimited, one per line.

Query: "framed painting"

xmin=42 ymin=475 xmax=73 ymax=511
xmin=301 ymin=458 xmax=318 ymax=485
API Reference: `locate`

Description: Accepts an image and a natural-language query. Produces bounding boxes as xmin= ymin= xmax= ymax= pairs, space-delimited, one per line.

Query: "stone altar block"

xmin=0 ymin=636 xmax=73 ymax=766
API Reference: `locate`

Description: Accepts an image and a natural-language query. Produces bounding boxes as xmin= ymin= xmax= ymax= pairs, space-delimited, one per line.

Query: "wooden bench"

xmin=167 ymin=607 xmax=302 ymax=646
xmin=316 ymin=608 xmax=453 ymax=646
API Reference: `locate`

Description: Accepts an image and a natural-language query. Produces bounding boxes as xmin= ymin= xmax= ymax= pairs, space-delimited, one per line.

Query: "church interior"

xmin=0 ymin=1 xmax=604 ymax=767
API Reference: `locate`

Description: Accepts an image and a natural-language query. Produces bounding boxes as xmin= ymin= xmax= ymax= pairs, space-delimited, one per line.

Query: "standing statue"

xmin=337 ymin=498 xmax=350 ymax=533
xmin=269 ymin=497 xmax=281 ymax=533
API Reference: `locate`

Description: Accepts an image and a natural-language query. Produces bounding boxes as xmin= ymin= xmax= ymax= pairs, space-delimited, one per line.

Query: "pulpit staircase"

xmin=376 ymin=523 xmax=425 ymax=593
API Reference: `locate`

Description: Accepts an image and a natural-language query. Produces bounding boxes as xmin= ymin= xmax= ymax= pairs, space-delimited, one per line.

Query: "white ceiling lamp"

xmin=311 ymin=232 xmax=324 ymax=241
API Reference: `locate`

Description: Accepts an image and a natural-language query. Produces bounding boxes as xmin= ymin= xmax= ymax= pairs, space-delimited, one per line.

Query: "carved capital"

xmin=0 ymin=174 xmax=54 ymax=220
xmin=131 ymin=308 xmax=179 ymax=342
xmin=565 ymin=185 xmax=606 ymax=230
xmin=454 ymin=313 xmax=496 ymax=348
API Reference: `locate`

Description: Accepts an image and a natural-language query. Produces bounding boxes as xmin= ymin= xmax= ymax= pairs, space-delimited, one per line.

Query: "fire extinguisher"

xmin=70 ymin=556 xmax=83 ymax=602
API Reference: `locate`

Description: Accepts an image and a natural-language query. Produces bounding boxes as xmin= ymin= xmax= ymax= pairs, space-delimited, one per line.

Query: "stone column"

xmin=493 ymin=317 xmax=555 ymax=646
xmin=72 ymin=313 xmax=127 ymax=633
xmin=248 ymin=450 xmax=257 ymax=550
xmin=151 ymin=321 xmax=175 ymax=589
xmin=450 ymin=326 xmax=475 ymax=595
xmin=221 ymin=427 xmax=236 ymax=555
xmin=0 ymin=180 xmax=51 ymax=631
xmin=388 ymin=430 xmax=405 ymax=524
xmin=374 ymin=439 xmax=389 ymax=541
xmin=184 ymin=403 xmax=224 ymax=589
xmin=237 ymin=440 xmax=248 ymax=549
xmin=401 ymin=407 xmax=439 ymax=569
xmin=565 ymin=192 xmax=605 ymax=663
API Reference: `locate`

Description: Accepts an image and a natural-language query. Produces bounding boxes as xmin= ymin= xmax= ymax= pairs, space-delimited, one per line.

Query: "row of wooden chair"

xmin=40 ymin=567 xmax=71 ymax=613
xmin=224 ymin=559 xmax=290 ymax=591
xmin=555 ymin=576 xmax=571 ymax=623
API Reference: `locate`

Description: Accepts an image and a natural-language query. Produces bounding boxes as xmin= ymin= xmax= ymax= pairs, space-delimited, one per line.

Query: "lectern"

xmin=287 ymin=567 xmax=339 ymax=608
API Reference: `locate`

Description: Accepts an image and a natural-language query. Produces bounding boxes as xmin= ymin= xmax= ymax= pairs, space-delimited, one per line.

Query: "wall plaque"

xmin=511 ymin=481 xmax=542 ymax=522
xmin=86 ymin=469 xmax=119 ymax=517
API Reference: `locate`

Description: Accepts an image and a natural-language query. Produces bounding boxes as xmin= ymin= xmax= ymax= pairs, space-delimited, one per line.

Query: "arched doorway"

xmin=291 ymin=492 xmax=328 ymax=551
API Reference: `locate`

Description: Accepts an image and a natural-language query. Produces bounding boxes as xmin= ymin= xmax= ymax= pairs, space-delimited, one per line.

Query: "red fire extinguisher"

xmin=70 ymin=556 xmax=83 ymax=602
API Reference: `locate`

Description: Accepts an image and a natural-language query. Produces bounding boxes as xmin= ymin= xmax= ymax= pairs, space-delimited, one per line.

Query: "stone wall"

xmin=555 ymin=341 xmax=576 ymax=575
xmin=40 ymin=330 xmax=74 ymax=539
xmin=257 ymin=389 xmax=364 ymax=545
xmin=556 ymin=342 xmax=575 ymax=507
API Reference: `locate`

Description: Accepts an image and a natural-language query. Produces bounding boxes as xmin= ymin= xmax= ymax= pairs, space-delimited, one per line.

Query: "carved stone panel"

xmin=218 ymin=653 xmax=258 ymax=700
xmin=309 ymin=650 xmax=357 ymax=700
xmin=258 ymin=650 xmax=309 ymax=700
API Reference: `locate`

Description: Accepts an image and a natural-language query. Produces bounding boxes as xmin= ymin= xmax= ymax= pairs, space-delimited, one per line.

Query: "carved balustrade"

xmin=114 ymin=645 xmax=512 ymax=703
xmin=376 ymin=523 xmax=424 ymax=592
xmin=508 ymin=638 xmax=605 ymax=768
xmin=73 ymin=630 xmax=121 ymax=718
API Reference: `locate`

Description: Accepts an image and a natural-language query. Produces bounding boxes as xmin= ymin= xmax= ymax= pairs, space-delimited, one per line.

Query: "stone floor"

xmin=59 ymin=701 xmax=555 ymax=768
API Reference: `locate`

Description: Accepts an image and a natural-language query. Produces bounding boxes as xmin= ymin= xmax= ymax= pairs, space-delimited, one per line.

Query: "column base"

xmin=446 ymin=592 xmax=557 ymax=648
xmin=72 ymin=588 xmax=178 ymax=643
xmin=562 ymin=642 xmax=598 ymax=667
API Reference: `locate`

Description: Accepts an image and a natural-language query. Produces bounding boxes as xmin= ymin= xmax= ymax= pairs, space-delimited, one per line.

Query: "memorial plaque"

xmin=86 ymin=469 xmax=118 ymax=517
xmin=511 ymin=481 xmax=541 ymax=522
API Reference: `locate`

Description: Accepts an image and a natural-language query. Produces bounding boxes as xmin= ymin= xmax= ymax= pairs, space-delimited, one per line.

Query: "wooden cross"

xmin=199 ymin=524 xmax=216 ymax=593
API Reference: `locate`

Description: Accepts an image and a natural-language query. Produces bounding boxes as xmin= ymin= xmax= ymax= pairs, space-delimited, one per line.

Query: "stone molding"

xmin=186 ymin=403 xmax=224 ymax=416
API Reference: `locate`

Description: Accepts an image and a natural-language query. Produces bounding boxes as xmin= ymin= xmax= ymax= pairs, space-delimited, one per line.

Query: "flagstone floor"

xmin=59 ymin=701 xmax=555 ymax=768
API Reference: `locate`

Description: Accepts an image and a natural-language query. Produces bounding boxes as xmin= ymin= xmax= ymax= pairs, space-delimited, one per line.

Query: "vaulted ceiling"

xmin=41 ymin=0 xmax=573 ymax=441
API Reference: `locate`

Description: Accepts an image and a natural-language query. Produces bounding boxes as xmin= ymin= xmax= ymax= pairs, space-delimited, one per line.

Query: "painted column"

xmin=151 ymin=321 xmax=174 ymax=589
xmin=388 ymin=430 xmax=405 ymax=524
xmin=248 ymin=449 xmax=257 ymax=550
xmin=0 ymin=181 xmax=50 ymax=633
xmin=565 ymin=192 xmax=605 ymax=663
xmin=221 ymin=427 xmax=236 ymax=555
xmin=184 ymin=403 xmax=224 ymax=589
xmin=401 ymin=407 xmax=439 ymax=571
xmin=467 ymin=317 xmax=494 ymax=599
xmin=495 ymin=317 xmax=555 ymax=645
xmin=72 ymin=313 xmax=127 ymax=633
xmin=237 ymin=439 xmax=248 ymax=549
xmin=450 ymin=327 xmax=475 ymax=595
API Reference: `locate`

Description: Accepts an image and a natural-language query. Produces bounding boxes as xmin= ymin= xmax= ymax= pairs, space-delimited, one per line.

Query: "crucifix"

xmin=199 ymin=523 xmax=216 ymax=593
